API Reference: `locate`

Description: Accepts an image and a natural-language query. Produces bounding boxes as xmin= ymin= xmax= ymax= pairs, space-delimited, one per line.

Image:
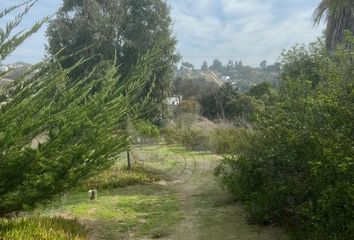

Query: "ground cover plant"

xmin=0 ymin=216 xmax=87 ymax=240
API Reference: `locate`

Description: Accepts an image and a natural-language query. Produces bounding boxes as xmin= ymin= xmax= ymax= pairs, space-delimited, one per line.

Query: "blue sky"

xmin=1 ymin=0 xmax=324 ymax=67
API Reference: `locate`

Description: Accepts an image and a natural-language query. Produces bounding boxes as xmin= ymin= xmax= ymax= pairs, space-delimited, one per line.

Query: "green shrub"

xmin=133 ymin=121 xmax=160 ymax=144
xmin=180 ymin=128 xmax=211 ymax=151
xmin=0 ymin=216 xmax=87 ymax=240
xmin=82 ymin=163 xmax=158 ymax=190
xmin=212 ymin=128 xmax=251 ymax=154
xmin=175 ymin=100 xmax=200 ymax=115
xmin=161 ymin=128 xmax=181 ymax=144
xmin=135 ymin=121 xmax=160 ymax=138
xmin=225 ymin=94 xmax=264 ymax=119
xmin=215 ymin=37 xmax=354 ymax=240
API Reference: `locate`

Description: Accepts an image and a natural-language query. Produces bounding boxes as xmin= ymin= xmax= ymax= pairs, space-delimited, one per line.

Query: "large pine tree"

xmin=46 ymin=0 xmax=179 ymax=125
xmin=0 ymin=1 xmax=157 ymax=215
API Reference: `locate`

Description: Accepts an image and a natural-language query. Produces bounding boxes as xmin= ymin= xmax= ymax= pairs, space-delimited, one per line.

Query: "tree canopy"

xmin=314 ymin=0 xmax=354 ymax=52
xmin=46 ymin=0 xmax=179 ymax=125
xmin=0 ymin=1 xmax=158 ymax=215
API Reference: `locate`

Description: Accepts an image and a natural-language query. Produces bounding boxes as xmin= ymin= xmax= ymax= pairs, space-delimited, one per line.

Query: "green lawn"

xmin=39 ymin=184 xmax=183 ymax=239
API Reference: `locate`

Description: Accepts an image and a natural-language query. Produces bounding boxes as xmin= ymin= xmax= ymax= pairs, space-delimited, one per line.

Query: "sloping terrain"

xmin=43 ymin=145 xmax=289 ymax=240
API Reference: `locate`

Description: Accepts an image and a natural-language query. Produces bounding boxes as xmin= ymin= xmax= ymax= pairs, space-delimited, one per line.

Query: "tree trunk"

xmin=127 ymin=150 xmax=131 ymax=171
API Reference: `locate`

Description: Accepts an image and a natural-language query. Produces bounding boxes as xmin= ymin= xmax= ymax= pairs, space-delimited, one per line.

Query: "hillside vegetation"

xmin=1 ymin=0 xmax=354 ymax=240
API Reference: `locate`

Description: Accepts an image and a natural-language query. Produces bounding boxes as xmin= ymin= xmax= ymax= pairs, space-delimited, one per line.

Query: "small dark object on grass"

xmin=88 ymin=190 xmax=98 ymax=202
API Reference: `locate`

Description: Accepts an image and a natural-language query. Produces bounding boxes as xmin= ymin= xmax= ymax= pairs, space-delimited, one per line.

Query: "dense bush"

xmin=225 ymin=94 xmax=264 ymax=120
xmin=175 ymin=100 xmax=201 ymax=115
xmin=215 ymin=36 xmax=354 ymax=240
xmin=162 ymin=128 xmax=181 ymax=145
xmin=135 ymin=121 xmax=160 ymax=138
xmin=212 ymin=127 xmax=251 ymax=154
xmin=133 ymin=121 xmax=160 ymax=144
xmin=180 ymin=128 xmax=211 ymax=151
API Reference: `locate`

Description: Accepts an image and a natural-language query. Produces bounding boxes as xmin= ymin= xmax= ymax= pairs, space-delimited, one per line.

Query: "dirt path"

xmin=49 ymin=145 xmax=289 ymax=240
xmin=149 ymin=147 xmax=289 ymax=240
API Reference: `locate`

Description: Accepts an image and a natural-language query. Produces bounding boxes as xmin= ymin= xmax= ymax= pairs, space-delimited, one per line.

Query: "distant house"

xmin=221 ymin=76 xmax=231 ymax=81
xmin=166 ymin=95 xmax=182 ymax=106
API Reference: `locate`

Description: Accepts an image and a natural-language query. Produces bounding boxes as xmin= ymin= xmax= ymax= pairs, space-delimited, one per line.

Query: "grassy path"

xmin=44 ymin=145 xmax=289 ymax=240
xmin=151 ymin=146 xmax=289 ymax=240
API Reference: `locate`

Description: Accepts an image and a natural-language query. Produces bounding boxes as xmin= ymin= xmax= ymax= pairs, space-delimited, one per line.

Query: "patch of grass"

xmin=131 ymin=145 xmax=188 ymax=175
xmin=81 ymin=163 xmax=158 ymax=190
xmin=195 ymin=192 xmax=289 ymax=240
xmin=42 ymin=185 xmax=183 ymax=239
xmin=0 ymin=216 xmax=87 ymax=240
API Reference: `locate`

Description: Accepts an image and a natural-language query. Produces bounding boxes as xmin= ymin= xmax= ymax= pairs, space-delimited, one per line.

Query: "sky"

xmin=1 ymin=0 xmax=324 ymax=67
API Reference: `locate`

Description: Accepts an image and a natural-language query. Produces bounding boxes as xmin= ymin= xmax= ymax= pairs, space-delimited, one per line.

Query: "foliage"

xmin=0 ymin=1 xmax=47 ymax=63
xmin=181 ymin=62 xmax=194 ymax=70
xmin=199 ymin=82 xmax=264 ymax=122
xmin=313 ymin=0 xmax=354 ymax=52
xmin=247 ymin=82 xmax=278 ymax=106
xmin=200 ymin=83 xmax=238 ymax=119
xmin=259 ymin=60 xmax=267 ymax=70
xmin=201 ymin=61 xmax=208 ymax=71
xmin=134 ymin=121 xmax=160 ymax=139
xmin=210 ymin=59 xmax=223 ymax=72
xmin=173 ymin=76 xmax=219 ymax=100
xmin=82 ymin=163 xmax=157 ymax=190
xmin=180 ymin=128 xmax=211 ymax=151
xmin=0 ymin=50 xmax=158 ymax=215
xmin=46 ymin=0 xmax=179 ymax=126
xmin=225 ymin=94 xmax=264 ymax=120
xmin=216 ymin=36 xmax=354 ymax=240
xmin=0 ymin=216 xmax=87 ymax=240
xmin=161 ymin=127 xmax=181 ymax=145
xmin=280 ymin=39 xmax=328 ymax=88
xmin=175 ymin=100 xmax=201 ymax=115
xmin=248 ymin=82 xmax=272 ymax=99
xmin=212 ymin=127 xmax=251 ymax=155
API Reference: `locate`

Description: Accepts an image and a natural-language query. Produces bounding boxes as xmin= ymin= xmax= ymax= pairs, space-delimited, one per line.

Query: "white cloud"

xmin=170 ymin=0 xmax=324 ymax=67
xmin=2 ymin=0 xmax=324 ymax=67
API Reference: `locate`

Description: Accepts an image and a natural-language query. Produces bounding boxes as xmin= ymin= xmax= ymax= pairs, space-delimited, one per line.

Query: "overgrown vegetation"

xmin=2 ymin=1 xmax=354 ymax=240
xmin=0 ymin=1 xmax=160 ymax=215
xmin=82 ymin=163 xmax=158 ymax=190
xmin=0 ymin=53 xmax=159 ymax=215
xmin=0 ymin=216 xmax=87 ymax=240
xmin=163 ymin=111 xmax=251 ymax=155
xmin=215 ymin=35 xmax=354 ymax=240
